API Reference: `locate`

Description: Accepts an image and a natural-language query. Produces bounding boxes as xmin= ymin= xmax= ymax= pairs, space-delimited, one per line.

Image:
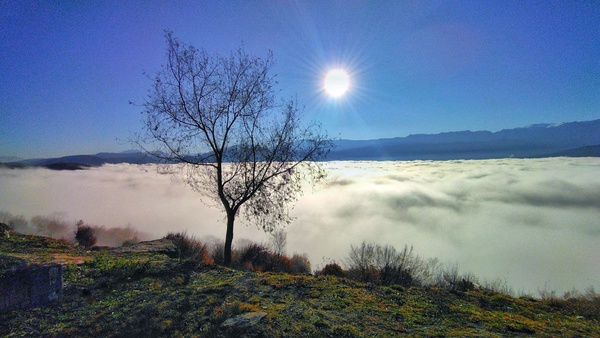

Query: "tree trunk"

xmin=223 ymin=211 xmax=235 ymax=266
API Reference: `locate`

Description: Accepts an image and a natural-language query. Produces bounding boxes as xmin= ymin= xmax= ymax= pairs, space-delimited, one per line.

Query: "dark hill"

xmin=546 ymin=144 xmax=600 ymax=157
xmin=42 ymin=163 xmax=92 ymax=170
xmin=41 ymin=155 xmax=105 ymax=166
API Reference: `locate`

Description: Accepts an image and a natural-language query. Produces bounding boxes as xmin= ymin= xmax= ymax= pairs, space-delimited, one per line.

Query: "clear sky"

xmin=1 ymin=1 xmax=599 ymax=159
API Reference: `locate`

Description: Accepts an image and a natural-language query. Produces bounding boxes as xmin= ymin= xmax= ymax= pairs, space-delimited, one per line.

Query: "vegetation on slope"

xmin=1 ymin=233 xmax=599 ymax=337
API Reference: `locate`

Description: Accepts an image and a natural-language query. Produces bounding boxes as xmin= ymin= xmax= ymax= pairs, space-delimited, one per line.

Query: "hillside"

xmin=1 ymin=233 xmax=599 ymax=337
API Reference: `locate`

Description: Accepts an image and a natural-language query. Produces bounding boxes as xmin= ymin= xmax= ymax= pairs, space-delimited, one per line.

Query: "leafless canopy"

xmin=139 ymin=32 xmax=332 ymax=265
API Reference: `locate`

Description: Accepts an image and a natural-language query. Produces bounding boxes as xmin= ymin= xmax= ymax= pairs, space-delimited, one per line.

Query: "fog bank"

xmin=1 ymin=158 xmax=599 ymax=294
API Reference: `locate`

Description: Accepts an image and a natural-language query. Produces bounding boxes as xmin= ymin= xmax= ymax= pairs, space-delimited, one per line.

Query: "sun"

xmin=323 ymin=69 xmax=350 ymax=98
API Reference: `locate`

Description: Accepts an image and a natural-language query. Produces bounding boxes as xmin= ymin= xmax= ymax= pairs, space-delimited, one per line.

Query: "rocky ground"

xmin=1 ymin=233 xmax=599 ymax=337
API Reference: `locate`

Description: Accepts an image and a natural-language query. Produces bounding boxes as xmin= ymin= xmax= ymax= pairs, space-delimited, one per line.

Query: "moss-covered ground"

xmin=1 ymin=233 xmax=598 ymax=337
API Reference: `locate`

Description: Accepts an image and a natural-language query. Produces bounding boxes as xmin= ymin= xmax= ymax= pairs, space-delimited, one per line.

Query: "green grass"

xmin=1 ymin=233 xmax=599 ymax=337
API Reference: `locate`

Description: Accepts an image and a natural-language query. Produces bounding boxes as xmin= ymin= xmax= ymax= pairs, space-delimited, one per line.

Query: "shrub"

xmin=571 ymin=289 xmax=600 ymax=320
xmin=0 ymin=222 xmax=10 ymax=237
xmin=164 ymin=231 xmax=212 ymax=264
xmin=236 ymin=243 xmax=272 ymax=271
xmin=270 ymin=255 xmax=294 ymax=273
xmin=210 ymin=242 xmax=226 ymax=266
xmin=318 ymin=263 xmax=345 ymax=277
xmin=32 ymin=214 xmax=71 ymax=238
xmin=74 ymin=220 xmax=97 ymax=248
xmin=481 ymin=278 xmax=514 ymax=296
xmin=346 ymin=241 xmax=376 ymax=282
xmin=427 ymin=260 xmax=477 ymax=292
xmin=345 ymin=241 xmax=427 ymax=286
xmin=290 ymin=253 xmax=311 ymax=274
xmin=233 ymin=242 xmax=295 ymax=273
xmin=0 ymin=211 xmax=27 ymax=231
xmin=538 ymin=286 xmax=600 ymax=321
xmin=378 ymin=244 xmax=428 ymax=286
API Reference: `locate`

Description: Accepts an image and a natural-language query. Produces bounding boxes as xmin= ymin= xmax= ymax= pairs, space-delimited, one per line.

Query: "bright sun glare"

xmin=323 ymin=69 xmax=350 ymax=98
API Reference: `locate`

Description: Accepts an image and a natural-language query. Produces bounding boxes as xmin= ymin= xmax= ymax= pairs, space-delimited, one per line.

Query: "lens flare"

xmin=323 ymin=69 xmax=350 ymax=97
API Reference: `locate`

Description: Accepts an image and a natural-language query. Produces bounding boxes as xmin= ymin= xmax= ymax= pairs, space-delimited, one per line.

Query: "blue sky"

xmin=1 ymin=1 xmax=599 ymax=159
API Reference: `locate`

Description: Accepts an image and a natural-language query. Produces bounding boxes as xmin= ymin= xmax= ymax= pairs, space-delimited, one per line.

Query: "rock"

xmin=0 ymin=263 xmax=62 ymax=311
xmin=0 ymin=255 xmax=27 ymax=271
xmin=221 ymin=312 xmax=267 ymax=330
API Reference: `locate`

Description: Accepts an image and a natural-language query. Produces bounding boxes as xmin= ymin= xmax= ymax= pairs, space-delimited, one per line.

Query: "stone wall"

xmin=0 ymin=264 xmax=62 ymax=311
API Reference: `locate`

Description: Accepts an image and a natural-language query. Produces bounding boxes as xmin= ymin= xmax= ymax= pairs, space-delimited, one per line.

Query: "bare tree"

xmin=270 ymin=229 xmax=287 ymax=257
xmin=138 ymin=32 xmax=332 ymax=266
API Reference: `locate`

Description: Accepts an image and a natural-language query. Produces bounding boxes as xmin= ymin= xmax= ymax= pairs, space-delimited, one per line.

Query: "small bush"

xmin=345 ymin=241 xmax=427 ymax=286
xmin=271 ymin=255 xmax=294 ymax=273
xmin=74 ymin=220 xmax=97 ymax=248
xmin=346 ymin=241 xmax=376 ymax=282
xmin=32 ymin=214 xmax=71 ymax=238
xmin=236 ymin=243 xmax=271 ymax=271
xmin=481 ymin=278 xmax=514 ymax=296
xmin=210 ymin=242 xmax=226 ymax=266
xmin=0 ymin=211 xmax=27 ymax=231
xmin=233 ymin=242 xmax=295 ymax=273
xmin=164 ymin=231 xmax=212 ymax=264
xmin=427 ymin=261 xmax=477 ymax=292
xmin=1 ymin=222 xmax=11 ymax=237
xmin=290 ymin=253 xmax=311 ymax=274
xmin=318 ymin=263 xmax=345 ymax=277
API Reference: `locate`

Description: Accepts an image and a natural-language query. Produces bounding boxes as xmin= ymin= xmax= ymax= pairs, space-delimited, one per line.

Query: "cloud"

xmin=1 ymin=158 xmax=599 ymax=294
xmin=289 ymin=158 xmax=600 ymax=294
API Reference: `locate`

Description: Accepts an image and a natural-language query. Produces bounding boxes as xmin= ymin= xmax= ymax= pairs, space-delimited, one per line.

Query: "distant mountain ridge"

xmin=2 ymin=119 xmax=599 ymax=168
xmin=328 ymin=119 xmax=600 ymax=160
xmin=3 ymin=151 xmax=158 ymax=169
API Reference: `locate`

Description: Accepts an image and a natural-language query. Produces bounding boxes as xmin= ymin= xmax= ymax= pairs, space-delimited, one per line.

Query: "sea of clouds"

xmin=1 ymin=157 xmax=599 ymax=294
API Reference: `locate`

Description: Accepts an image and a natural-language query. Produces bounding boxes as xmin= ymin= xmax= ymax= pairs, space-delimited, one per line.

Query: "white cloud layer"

xmin=1 ymin=158 xmax=599 ymax=294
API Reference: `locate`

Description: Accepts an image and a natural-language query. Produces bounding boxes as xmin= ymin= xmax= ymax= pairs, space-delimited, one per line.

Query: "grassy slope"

xmin=1 ymin=234 xmax=598 ymax=337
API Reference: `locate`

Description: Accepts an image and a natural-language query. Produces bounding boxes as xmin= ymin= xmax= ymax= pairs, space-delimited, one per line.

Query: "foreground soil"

xmin=1 ymin=233 xmax=599 ymax=337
